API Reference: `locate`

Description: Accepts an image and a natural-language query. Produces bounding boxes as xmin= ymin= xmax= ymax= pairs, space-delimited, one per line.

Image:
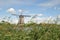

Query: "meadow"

xmin=0 ymin=21 xmax=60 ymax=40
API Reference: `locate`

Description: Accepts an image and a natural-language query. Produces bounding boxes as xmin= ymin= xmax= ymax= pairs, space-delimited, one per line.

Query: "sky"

xmin=0 ymin=0 xmax=60 ymax=24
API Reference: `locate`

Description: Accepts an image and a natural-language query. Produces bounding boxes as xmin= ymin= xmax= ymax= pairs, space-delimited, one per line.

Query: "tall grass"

xmin=0 ymin=21 xmax=60 ymax=40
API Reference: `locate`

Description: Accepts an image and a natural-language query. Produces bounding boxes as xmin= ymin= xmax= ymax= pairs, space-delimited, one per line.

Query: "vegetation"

xmin=0 ymin=21 xmax=60 ymax=40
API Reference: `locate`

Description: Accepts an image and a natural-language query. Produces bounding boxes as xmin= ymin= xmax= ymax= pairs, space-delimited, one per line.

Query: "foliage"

xmin=0 ymin=22 xmax=60 ymax=40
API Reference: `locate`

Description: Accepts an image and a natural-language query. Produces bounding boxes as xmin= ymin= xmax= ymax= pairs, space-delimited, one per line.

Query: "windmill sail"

xmin=12 ymin=14 xmax=19 ymax=16
xmin=22 ymin=15 xmax=31 ymax=17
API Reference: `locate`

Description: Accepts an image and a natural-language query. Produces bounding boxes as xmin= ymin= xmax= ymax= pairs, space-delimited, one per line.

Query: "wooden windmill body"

xmin=17 ymin=15 xmax=24 ymax=27
xmin=18 ymin=15 xmax=30 ymax=27
xmin=18 ymin=15 xmax=24 ymax=25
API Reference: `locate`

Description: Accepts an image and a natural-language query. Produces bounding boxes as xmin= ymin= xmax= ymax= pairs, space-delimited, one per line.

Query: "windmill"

xmin=17 ymin=10 xmax=31 ymax=27
xmin=8 ymin=8 xmax=43 ymax=27
xmin=10 ymin=9 xmax=31 ymax=27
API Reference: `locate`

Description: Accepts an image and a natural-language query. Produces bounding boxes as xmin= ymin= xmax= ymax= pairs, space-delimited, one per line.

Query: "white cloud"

xmin=24 ymin=13 xmax=43 ymax=23
xmin=24 ymin=17 xmax=31 ymax=23
xmin=0 ymin=15 xmax=60 ymax=24
xmin=18 ymin=9 xmax=23 ymax=15
xmin=38 ymin=0 xmax=60 ymax=7
xmin=0 ymin=18 xmax=2 ymax=22
xmin=25 ymin=13 xmax=43 ymax=16
xmin=7 ymin=8 xmax=16 ymax=14
xmin=10 ymin=18 xmax=18 ymax=24
xmin=18 ymin=9 xmax=23 ymax=13
xmin=0 ymin=16 xmax=18 ymax=24
xmin=58 ymin=15 xmax=60 ymax=18
xmin=37 ymin=14 xmax=43 ymax=16
xmin=18 ymin=9 xmax=30 ymax=14
xmin=6 ymin=8 xmax=44 ymax=24
xmin=28 ymin=16 xmax=58 ymax=24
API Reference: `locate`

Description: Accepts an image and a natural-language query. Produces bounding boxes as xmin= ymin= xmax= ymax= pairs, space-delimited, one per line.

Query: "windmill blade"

xmin=32 ymin=14 xmax=37 ymax=18
xmin=12 ymin=14 xmax=19 ymax=16
xmin=23 ymin=15 xmax=31 ymax=17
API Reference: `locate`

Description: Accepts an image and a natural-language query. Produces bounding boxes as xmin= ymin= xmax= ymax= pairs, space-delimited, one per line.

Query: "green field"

xmin=0 ymin=22 xmax=60 ymax=40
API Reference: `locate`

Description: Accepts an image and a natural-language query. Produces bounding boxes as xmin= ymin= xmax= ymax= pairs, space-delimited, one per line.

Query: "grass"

xmin=0 ymin=22 xmax=60 ymax=40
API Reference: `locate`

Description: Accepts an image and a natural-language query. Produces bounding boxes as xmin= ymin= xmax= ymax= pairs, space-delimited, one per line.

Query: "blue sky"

xmin=0 ymin=0 xmax=60 ymax=24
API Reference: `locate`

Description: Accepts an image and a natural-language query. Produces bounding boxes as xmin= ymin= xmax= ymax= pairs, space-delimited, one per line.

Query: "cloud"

xmin=0 ymin=16 xmax=18 ymax=24
xmin=7 ymin=14 xmax=60 ymax=24
xmin=10 ymin=18 xmax=18 ymax=24
xmin=58 ymin=15 xmax=60 ymax=18
xmin=27 ymin=16 xmax=58 ymax=24
xmin=18 ymin=9 xmax=23 ymax=13
xmin=37 ymin=14 xmax=43 ymax=16
xmin=7 ymin=8 xmax=16 ymax=14
xmin=24 ymin=13 xmax=43 ymax=23
xmin=24 ymin=17 xmax=31 ymax=23
xmin=0 ymin=0 xmax=35 ymax=6
xmin=18 ymin=9 xmax=30 ymax=14
xmin=18 ymin=9 xmax=43 ymax=16
xmin=24 ymin=13 xmax=43 ymax=16
xmin=0 ymin=15 xmax=60 ymax=24
xmin=0 ymin=18 xmax=2 ymax=22
xmin=38 ymin=0 xmax=60 ymax=7
xmin=7 ymin=9 xmax=43 ymax=24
